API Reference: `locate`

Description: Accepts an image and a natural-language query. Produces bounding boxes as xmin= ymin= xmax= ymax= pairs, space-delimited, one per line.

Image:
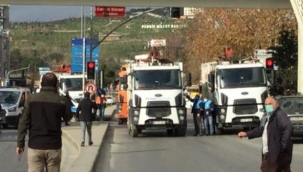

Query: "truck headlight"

xmin=178 ymin=109 xmax=184 ymax=115
xmin=133 ymin=117 xmax=138 ymax=121
xmin=134 ymin=110 xmax=139 ymax=115
xmin=8 ymin=107 xmax=17 ymax=112
xmin=220 ymin=115 xmax=225 ymax=120
xmin=179 ymin=116 xmax=185 ymax=121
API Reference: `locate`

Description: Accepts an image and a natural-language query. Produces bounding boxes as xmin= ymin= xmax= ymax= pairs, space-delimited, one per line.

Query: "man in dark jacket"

xmin=187 ymin=94 xmax=203 ymax=136
xmin=76 ymin=92 xmax=98 ymax=147
xmin=16 ymin=72 xmax=72 ymax=172
xmin=238 ymin=96 xmax=293 ymax=172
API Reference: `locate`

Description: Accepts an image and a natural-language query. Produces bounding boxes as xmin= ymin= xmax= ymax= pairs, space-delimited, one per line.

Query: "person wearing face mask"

xmin=238 ymin=96 xmax=293 ymax=172
xmin=201 ymin=95 xmax=214 ymax=136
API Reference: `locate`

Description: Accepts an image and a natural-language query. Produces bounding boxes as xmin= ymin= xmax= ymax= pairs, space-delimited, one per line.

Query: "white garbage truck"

xmin=200 ymin=58 xmax=269 ymax=134
xmin=122 ymin=56 xmax=190 ymax=137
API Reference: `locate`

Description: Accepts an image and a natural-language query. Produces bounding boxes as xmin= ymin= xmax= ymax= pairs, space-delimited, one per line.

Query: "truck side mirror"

xmin=186 ymin=73 xmax=192 ymax=86
xmin=62 ymin=81 xmax=67 ymax=93
xmin=19 ymin=100 xmax=25 ymax=108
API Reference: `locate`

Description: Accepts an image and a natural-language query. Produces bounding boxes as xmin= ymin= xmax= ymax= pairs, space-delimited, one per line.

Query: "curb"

xmin=90 ymin=123 xmax=110 ymax=172
xmin=62 ymin=129 xmax=81 ymax=156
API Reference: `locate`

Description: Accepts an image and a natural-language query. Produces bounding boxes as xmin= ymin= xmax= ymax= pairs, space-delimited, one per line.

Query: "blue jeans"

xmin=204 ymin=115 xmax=214 ymax=135
xmin=99 ymin=107 xmax=105 ymax=121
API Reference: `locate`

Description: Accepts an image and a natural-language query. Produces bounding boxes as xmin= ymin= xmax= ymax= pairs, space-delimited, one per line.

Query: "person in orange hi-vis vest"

xmin=95 ymin=92 xmax=107 ymax=121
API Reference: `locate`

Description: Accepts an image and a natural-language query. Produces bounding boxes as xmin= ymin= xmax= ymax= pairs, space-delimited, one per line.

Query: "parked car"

xmin=106 ymin=95 xmax=116 ymax=104
xmin=261 ymin=95 xmax=303 ymax=139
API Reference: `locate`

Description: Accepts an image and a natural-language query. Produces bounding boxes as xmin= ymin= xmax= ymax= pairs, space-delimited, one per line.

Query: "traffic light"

xmin=265 ymin=58 xmax=274 ymax=70
xmin=87 ymin=61 xmax=95 ymax=80
xmin=170 ymin=7 xmax=181 ymax=18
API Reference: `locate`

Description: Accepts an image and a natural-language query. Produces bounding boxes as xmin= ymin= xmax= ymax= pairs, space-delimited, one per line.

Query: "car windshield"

xmin=279 ymin=97 xmax=303 ymax=114
xmin=0 ymin=91 xmax=21 ymax=104
xmin=219 ymin=67 xmax=267 ymax=88
xmin=134 ymin=69 xmax=182 ymax=90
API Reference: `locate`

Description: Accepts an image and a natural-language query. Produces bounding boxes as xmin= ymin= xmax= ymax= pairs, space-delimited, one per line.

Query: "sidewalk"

xmin=61 ymin=105 xmax=116 ymax=172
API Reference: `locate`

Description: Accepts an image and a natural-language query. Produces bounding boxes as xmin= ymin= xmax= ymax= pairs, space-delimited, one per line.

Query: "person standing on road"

xmin=16 ymin=72 xmax=72 ymax=172
xmin=76 ymin=92 xmax=98 ymax=147
xmin=201 ymin=95 xmax=215 ymax=136
xmin=63 ymin=90 xmax=73 ymax=126
xmin=187 ymin=94 xmax=203 ymax=136
xmin=95 ymin=92 xmax=107 ymax=121
xmin=238 ymin=96 xmax=293 ymax=172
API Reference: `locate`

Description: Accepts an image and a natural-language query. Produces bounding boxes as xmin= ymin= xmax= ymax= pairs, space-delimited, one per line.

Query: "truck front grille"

xmin=233 ymin=99 xmax=258 ymax=115
xmin=146 ymin=101 xmax=171 ymax=117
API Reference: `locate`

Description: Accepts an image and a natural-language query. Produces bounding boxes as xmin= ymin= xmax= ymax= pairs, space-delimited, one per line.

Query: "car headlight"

xmin=134 ymin=110 xmax=139 ymax=115
xmin=8 ymin=107 xmax=17 ymax=112
xmin=178 ymin=109 xmax=184 ymax=115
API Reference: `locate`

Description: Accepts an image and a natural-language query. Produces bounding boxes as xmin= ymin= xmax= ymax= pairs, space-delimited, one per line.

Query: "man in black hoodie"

xmin=76 ymin=92 xmax=98 ymax=147
xmin=238 ymin=96 xmax=293 ymax=172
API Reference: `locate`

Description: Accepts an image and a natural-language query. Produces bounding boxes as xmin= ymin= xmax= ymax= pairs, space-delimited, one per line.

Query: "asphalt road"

xmin=0 ymin=127 xmax=78 ymax=172
xmin=95 ymin=111 xmax=303 ymax=172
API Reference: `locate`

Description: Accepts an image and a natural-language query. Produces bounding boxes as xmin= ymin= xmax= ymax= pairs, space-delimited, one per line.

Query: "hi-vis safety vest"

xmin=96 ymin=96 xmax=106 ymax=104
xmin=96 ymin=96 xmax=101 ymax=104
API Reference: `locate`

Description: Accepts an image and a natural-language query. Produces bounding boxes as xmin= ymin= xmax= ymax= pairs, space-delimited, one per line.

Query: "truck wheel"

xmin=215 ymin=125 xmax=224 ymax=135
xmin=131 ymin=125 xmax=138 ymax=137
xmin=2 ymin=124 xmax=8 ymax=129
xmin=175 ymin=128 xmax=186 ymax=137
xmin=118 ymin=119 xmax=123 ymax=125
xmin=167 ymin=129 xmax=174 ymax=136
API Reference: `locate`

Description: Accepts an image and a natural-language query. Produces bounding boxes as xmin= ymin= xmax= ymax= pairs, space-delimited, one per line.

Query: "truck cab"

xmin=203 ymin=60 xmax=268 ymax=134
xmin=125 ymin=60 xmax=189 ymax=137
xmin=0 ymin=87 xmax=31 ymax=129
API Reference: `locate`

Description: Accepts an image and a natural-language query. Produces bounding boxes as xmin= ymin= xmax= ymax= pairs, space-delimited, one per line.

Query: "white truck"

xmin=200 ymin=58 xmax=268 ymax=134
xmin=123 ymin=58 xmax=189 ymax=137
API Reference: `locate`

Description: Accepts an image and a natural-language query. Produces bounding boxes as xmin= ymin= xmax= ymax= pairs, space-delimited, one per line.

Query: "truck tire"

xmin=118 ymin=118 xmax=123 ymax=125
xmin=215 ymin=125 xmax=224 ymax=135
xmin=175 ymin=128 xmax=186 ymax=137
xmin=167 ymin=129 xmax=174 ymax=136
xmin=131 ymin=125 xmax=138 ymax=137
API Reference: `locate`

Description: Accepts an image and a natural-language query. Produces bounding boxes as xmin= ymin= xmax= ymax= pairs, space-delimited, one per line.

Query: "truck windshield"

xmin=134 ymin=69 xmax=182 ymax=90
xmin=219 ymin=67 xmax=267 ymax=88
xmin=59 ymin=78 xmax=87 ymax=91
xmin=0 ymin=91 xmax=21 ymax=104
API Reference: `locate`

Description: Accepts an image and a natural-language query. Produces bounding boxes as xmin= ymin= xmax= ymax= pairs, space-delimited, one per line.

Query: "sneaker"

xmin=81 ymin=142 xmax=84 ymax=147
xmin=89 ymin=141 xmax=93 ymax=146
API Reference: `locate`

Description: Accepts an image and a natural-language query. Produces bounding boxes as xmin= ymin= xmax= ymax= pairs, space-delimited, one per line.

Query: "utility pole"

xmin=0 ymin=5 xmax=9 ymax=86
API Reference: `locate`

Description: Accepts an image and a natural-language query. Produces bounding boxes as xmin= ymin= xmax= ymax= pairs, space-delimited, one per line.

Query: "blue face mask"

xmin=265 ymin=105 xmax=274 ymax=114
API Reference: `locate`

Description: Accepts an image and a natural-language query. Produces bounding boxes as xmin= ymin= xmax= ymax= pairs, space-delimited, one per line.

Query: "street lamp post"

xmin=5 ymin=65 xmax=30 ymax=86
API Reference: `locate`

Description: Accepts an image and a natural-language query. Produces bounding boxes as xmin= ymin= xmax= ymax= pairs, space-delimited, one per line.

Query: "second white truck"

xmin=200 ymin=58 xmax=269 ymax=134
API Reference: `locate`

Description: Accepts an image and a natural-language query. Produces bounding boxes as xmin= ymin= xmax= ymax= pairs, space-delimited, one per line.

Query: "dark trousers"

xmin=260 ymin=152 xmax=292 ymax=172
xmin=192 ymin=110 xmax=201 ymax=134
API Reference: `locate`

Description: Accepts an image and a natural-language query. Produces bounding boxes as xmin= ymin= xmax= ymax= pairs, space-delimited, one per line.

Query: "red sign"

xmin=95 ymin=6 xmax=126 ymax=17
xmin=85 ymin=83 xmax=97 ymax=94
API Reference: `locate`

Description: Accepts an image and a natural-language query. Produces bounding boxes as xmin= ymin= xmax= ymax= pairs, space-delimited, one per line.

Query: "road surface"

xmin=95 ymin=111 xmax=303 ymax=172
xmin=0 ymin=128 xmax=78 ymax=172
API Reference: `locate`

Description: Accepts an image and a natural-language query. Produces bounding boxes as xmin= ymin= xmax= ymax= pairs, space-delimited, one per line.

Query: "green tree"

xmin=267 ymin=28 xmax=298 ymax=90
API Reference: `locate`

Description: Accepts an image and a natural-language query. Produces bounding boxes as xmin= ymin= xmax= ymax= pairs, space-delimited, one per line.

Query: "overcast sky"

xmin=10 ymin=5 xmax=132 ymax=22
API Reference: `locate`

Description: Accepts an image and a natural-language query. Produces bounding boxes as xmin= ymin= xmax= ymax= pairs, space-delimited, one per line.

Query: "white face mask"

xmin=101 ymin=95 xmax=105 ymax=97
xmin=204 ymin=99 xmax=207 ymax=102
